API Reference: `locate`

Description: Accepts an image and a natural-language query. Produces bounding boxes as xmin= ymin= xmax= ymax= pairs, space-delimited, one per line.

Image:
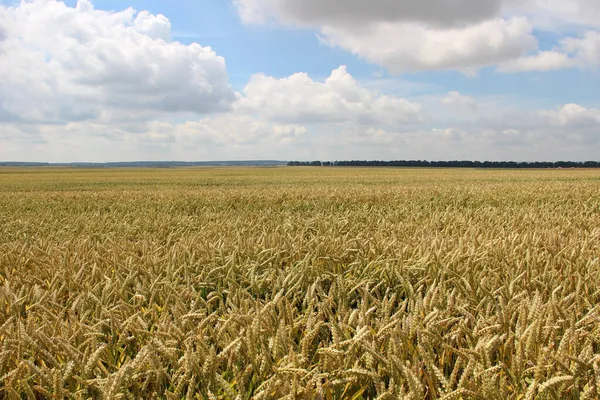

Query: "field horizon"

xmin=2 ymin=160 xmax=600 ymax=169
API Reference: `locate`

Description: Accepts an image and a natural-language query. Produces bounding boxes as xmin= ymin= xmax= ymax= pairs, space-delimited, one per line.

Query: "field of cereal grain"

xmin=1 ymin=167 xmax=600 ymax=399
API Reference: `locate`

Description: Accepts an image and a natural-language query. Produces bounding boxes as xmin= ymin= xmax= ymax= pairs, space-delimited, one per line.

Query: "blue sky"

xmin=1 ymin=0 xmax=599 ymax=161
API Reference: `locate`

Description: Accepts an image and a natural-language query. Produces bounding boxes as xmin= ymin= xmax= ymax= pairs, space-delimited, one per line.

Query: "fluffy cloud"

xmin=0 ymin=0 xmax=235 ymax=124
xmin=498 ymin=51 xmax=575 ymax=72
xmin=176 ymin=115 xmax=307 ymax=147
xmin=235 ymin=0 xmax=538 ymax=72
xmin=235 ymin=0 xmax=600 ymax=73
xmin=562 ymin=31 xmax=600 ymax=67
xmin=441 ymin=92 xmax=477 ymax=110
xmin=236 ymin=66 xmax=422 ymax=125
xmin=499 ymin=31 xmax=600 ymax=71
xmin=319 ymin=18 xmax=536 ymax=73
xmin=538 ymin=103 xmax=600 ymax=127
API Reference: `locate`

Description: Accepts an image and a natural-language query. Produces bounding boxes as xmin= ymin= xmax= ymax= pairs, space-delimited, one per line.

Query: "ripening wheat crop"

xmin=1 ymin=167 xmax=599 ymax=399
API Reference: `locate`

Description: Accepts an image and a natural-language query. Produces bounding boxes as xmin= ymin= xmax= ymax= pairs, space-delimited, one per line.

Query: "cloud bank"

xmin=1 ymin=1 xmax=599 ymax=162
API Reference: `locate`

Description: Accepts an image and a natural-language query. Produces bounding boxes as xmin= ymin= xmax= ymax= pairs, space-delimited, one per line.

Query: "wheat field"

xmin=1 ymin=167 xmax=599 ymax=399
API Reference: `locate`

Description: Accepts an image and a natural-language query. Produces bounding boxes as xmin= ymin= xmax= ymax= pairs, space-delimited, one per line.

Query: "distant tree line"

xmin=287 ymin=160 xmax=600 ymax=168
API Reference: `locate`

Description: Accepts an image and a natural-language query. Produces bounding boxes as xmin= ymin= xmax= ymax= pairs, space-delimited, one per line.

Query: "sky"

xmin=0 ymin=0 xmax=599 ymax=162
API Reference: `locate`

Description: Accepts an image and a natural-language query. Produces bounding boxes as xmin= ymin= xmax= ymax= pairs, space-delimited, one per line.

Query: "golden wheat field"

xmin=1 ymin=166 xmax=600 ymax=399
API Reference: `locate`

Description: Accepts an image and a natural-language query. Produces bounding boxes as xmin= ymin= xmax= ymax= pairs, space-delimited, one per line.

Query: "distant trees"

xmin=288 ymin=161 xmax=324 ymax=166
xmin=287 ymin=160 xmax=600 ymax=168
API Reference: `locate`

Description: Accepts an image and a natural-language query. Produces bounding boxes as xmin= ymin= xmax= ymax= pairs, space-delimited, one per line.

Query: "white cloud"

xmin=319 ymin=18 xmax=536 ymax=73
xmin=511 ymin=0 xmax=600 ymax=29
xmin=235 ymin=66 xmax=422 ymax=125
xmin=437 ymin=102 xmax=600 ymax=157
xmin=329 ymin=101 xmax=600 ymax=162
xmin=498 ymin=50 xmax=575 ymax=72
xmin=498 ymin=31 xmax=600 ymax=72
xmin=177 ymin=115 xmax=307 ymax=147
xmin=133 ymin=10 xmax=172 ymax=41
xmin=2 ymin=100 xmax=600 ymax=162
xmin=441 ymin=92 xmax=477 ymax=110
xmin=0 ymin=0 xmax=235 ymax=124
xmin=312 ymin=110 xmax=600 ymax=161
xmin=235 ymin=0 xmax=540 ymax=72
xmin=235 ymin=0 xmax=600 ymax=73
xmin=0 ymin=115 xmax=310 ymax=162
xmin=561 ymin=31 xmax=600 ymax=67
xmin=538 ymin=103 xmax=600 ymax=127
